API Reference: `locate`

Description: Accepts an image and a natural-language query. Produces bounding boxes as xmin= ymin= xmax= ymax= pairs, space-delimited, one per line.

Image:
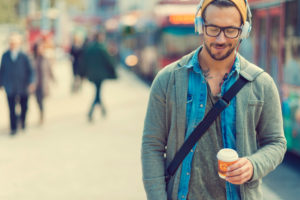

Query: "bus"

xmin=131 ymin=1 xmax=202 ymax=81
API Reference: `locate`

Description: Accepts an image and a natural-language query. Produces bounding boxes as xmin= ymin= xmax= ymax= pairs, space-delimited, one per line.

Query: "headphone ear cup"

xmin=195 ymin=16 xmax=204 ymax=34
xmin=240 ymin=21 xmax=251 ymax=39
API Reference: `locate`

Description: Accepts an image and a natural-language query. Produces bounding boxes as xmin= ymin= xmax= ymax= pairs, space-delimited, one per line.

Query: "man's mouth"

xmin=213 ymin=44 xmax=226 ymax=49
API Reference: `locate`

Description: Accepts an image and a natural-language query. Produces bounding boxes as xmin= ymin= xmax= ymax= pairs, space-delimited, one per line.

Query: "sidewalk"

xmin=0 ymin=57 xmax=283 ymax=199
xmin=0 ymin=58 xmax=148 ymax=200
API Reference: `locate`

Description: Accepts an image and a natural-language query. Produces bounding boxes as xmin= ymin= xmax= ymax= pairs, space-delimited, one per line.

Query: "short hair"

xmin=9 ymin=32 xmax=22 ymax=44
xmin=202 ymin=0 xmax=243 ymax=25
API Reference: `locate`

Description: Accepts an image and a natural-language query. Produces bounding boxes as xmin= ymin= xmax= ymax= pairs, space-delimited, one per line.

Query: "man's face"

xmin=9 ymin=35 xmax=21 ymax=51
xmin=202 ymin=5 xmax=242 ymax=61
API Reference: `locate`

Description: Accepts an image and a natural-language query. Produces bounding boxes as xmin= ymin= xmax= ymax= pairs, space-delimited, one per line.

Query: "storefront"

xmin=243 ymin=0 xmax=286 ymax=85
xmin=246 ymin=0 xmax=300 ymax=155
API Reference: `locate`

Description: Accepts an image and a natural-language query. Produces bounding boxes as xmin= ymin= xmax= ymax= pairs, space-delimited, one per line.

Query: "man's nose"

xmin=215 ymin=31 xmax=226 ymax=43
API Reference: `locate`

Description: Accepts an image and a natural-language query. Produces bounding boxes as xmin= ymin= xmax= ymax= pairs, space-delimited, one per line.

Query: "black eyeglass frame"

xmin=204 ymin=24 xmax=242 ymax=39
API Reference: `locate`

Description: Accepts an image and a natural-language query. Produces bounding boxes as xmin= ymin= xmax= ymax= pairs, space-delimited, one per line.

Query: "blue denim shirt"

xmin=178 ymin=47 xmax=241 ymax=200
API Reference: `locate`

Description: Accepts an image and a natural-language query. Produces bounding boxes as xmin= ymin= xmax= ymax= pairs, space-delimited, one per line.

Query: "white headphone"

xmin=194 ymin=0 xmax=252 ymax=39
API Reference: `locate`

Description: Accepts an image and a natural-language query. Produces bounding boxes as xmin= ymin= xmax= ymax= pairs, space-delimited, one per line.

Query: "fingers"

xmin=225 ymin=158 xmax=253 ymax=185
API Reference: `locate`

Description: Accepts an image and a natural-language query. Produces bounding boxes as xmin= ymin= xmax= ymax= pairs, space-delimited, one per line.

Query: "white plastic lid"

xmin=217 ymin=148 xmax=239 ymax=162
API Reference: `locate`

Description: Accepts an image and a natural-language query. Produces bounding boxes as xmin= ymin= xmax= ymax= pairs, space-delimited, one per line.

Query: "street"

xmin=0 ymin=55 xmax=299 ymax=199
xmin=263 ymin=152 xmax=300 ymax=200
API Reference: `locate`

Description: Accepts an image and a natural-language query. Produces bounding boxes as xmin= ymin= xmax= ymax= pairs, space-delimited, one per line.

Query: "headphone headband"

xmin=194 ymin=0 xmax=252 ymax=39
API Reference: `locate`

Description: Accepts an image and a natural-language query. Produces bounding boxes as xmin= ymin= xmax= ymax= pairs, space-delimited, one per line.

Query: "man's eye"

xmin=226 ymin=28 xmax=237 ymax=34
xmin=209 ymin=27 xmax=219 ymax=32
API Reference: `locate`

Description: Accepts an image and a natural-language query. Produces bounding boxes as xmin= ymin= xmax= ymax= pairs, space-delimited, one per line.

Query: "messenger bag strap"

xmin=165 ymin=75 xmax=249 ymax=183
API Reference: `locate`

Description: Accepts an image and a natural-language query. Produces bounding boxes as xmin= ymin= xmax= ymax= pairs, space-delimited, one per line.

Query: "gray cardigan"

xmin=142 ymin=51 xmax=287 ymax=200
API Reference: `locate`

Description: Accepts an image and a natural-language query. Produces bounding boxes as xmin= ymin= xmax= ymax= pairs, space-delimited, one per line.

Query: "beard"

xmin=204 ymin=42 xmax=236 ymax=61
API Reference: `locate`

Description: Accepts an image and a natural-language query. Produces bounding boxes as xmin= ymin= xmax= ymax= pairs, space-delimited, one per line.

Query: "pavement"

xmin=0 ymin=57 xmax=148 ymax=200
xmin=0 ymin=56 xmax=289 ymax=199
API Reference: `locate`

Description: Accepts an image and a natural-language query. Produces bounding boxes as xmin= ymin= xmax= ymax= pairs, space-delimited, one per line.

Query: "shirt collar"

xmin=229 ymin=56 xmax=241 ymax=77
xmin=185 ymin=46 xmax=202 ymax=74
xmin=10 ymin=50 xmax=20 ymax=61
xmin=185 ymin=46 xmax=241 ymax=76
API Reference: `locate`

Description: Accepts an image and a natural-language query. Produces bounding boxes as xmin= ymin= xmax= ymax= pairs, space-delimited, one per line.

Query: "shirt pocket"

xmin=248 ymin=100 xmax=264 ymax=106
xmin=248 ymin=100 xmax=264 ymax=127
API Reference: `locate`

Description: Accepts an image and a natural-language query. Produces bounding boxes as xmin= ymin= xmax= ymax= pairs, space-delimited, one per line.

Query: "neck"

xmin=10 ymin=48 xmax=20 ymax=52
xmin=198 ymin=47 xmax=236 ymax=74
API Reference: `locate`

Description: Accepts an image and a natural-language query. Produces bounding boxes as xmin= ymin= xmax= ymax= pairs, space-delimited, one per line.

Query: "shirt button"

xmin=191 ymin=149 xmax=194 ymax=153
xmin=182 ymin=195 xmax=185 ymax=199
xmin=187 ymin=172 xmax=190 ymax=176
xmin=200 ymin=104 xmax=203 ymax=108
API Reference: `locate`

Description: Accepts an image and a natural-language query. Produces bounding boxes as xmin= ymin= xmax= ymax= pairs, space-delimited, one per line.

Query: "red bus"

xmin=135 ymin=1 xmax=202 ymax=80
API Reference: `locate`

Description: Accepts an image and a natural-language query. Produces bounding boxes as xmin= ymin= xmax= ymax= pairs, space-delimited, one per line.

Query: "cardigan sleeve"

xmin=0 ymin=53 xmax=6 ymax=87
xmin=25 ymin=54 xmax=35 ymax=85
xmin=246 ymin=73 xmax=287 ymax=181
xmin=142 ymin=71 xmax=169 ymax=200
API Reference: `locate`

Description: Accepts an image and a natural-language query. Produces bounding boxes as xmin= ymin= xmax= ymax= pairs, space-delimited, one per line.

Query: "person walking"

xmin=80 ymin=31 xmax=117 ymax=122
xmin=141 ymin=0 xmax=287 ymax=200
xmin=32 ymin=40 xmax=54 ymax=125
xmin=70 ymin=33 xmax=84 ymax=93
xmin=0 ymin=33 xmax=35 ymax=135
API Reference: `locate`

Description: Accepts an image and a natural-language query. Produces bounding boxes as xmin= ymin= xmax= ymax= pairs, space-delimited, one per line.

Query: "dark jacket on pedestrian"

xmin=0 ymin=50 xmax=35 ymax=96
xmin=80 ymin=42 xmax=117 ymax=84
xmin=70 ymin=44 xmax=83 ymax=76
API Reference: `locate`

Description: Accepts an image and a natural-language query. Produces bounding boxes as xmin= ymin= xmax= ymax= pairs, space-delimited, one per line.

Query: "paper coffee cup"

xmin=217 ymin=148 xmax=239 ymax=179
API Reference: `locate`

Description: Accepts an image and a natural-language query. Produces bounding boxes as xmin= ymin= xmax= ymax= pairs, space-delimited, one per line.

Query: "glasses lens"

xmin=206 ymin=26 xmax=220 ymax=37
xmin=205 ymin=25 xmax=240 ymax=38
xmin=224 ymin=28 xmax=239 ymax=38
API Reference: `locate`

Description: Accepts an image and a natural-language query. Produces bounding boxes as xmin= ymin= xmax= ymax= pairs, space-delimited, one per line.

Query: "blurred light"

xmin=121 ymin=15 xmax=137 ymax=26
xmin=125 ymin=54 xmax=138 ymax=67
xmin=169 ymin=14 xmax=195 ymax=25
xmin=47 ymin=8 xmax=59 ymax=19
xmin=105 ymin=18 xmax=119 ymax=31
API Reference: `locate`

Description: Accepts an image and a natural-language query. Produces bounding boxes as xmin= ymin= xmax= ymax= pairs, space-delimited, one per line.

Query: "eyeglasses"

xmin=204 ymin=24 xmax=242 ymax=39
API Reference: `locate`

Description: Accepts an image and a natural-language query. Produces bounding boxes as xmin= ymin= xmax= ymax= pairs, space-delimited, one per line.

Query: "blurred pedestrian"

xmin=70 ymin=33 xmax=84 ymax=93
xmin=43 ymin=34 xmax=55 ymax=67
xmin=80 ymin=31 xmax=117 ymax=122
xmin=0 ymin=33 xmax=35 ymax=135
xmin=32 ymin=40 xmax=55 ymax=125
xmin=142 ymin=0 xmax=286 ymax=200
xmin=78 ymin=34 xmax=93 ymax=79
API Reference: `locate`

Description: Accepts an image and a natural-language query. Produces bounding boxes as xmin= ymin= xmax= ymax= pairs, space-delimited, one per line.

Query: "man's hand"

xmin=27 ymin=83 xmax=36 ymax=94
xmin=225 ymin=157 xmax=253 ymax=185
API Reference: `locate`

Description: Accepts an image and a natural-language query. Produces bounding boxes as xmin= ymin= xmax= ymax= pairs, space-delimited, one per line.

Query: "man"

xmin=80 ymin=31 xmax=117 ymax=121
xmin=0 ymin=33 xmax=35 ymax=135
xmin=141 ymin=0 xmax=286 ymax=200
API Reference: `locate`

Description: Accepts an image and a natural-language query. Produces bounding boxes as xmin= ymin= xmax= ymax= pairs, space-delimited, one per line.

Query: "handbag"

xmin=165 ymin=75 xmax=249 ymax=183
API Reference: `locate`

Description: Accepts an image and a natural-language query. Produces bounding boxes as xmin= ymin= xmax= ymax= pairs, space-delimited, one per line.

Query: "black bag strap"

xmin=165 ymin=76 xmax=249 ymax=183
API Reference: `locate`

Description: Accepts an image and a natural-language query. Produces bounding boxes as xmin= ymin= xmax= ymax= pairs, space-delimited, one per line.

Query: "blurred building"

xmin=240 ymin=0 xmax=300 ymax=157
xmin=243 ymin=0 xmax=297 ymax=83
xmin=85 ymin=0 xmax=118 ymax=19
